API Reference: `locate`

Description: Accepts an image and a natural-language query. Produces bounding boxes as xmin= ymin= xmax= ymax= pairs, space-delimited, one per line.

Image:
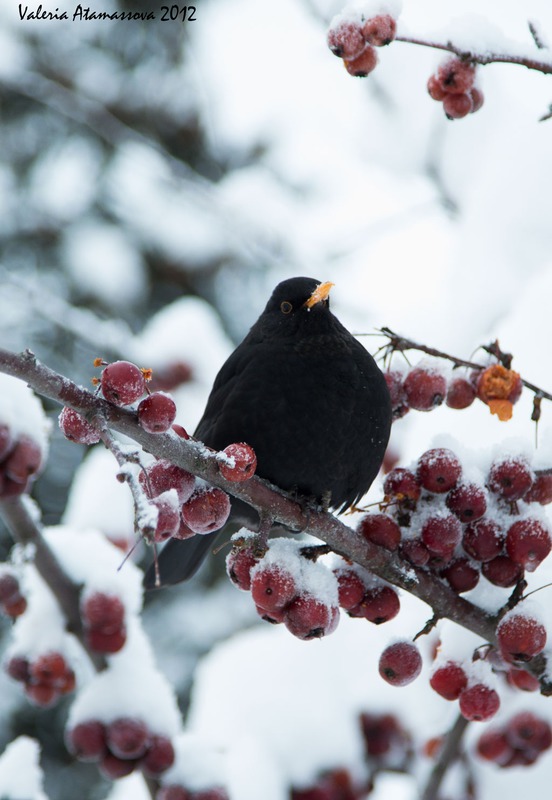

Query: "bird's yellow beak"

xmin=304 ymin=281 xmax=334 ymax=309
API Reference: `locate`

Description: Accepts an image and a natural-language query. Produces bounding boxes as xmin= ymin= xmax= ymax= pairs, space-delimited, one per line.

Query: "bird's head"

xmin=259 ymin=277 xmax=335 ymax=338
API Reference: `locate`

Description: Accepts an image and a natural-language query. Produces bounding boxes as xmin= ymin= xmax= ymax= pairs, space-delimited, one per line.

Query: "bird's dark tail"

xmin=143 ymin=532 xmax=220 ymax=589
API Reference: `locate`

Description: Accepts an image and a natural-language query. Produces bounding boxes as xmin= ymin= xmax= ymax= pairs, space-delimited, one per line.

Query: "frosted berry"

xmin=100 ymin=752 xmax=137 ymax=779
xmin=226 ymin=546 xmax=260 ymax=591
xmin=181 ymin=487 xmax=231 ymax=534
xmin=151 ymin=494 xmax=181 ymax=542
xmin=429 ymin=661 xmax=467 ymax=700
xmin=383 ymin=468 xmax=421 ymax=504
xmin=497 ymin=614 xmax=547 ymax=663
xmin=417 ymin=448 xmax=462 ymax=494
xmin=82 ymin=592 xmax=125 ymax=633
xmin=5 ymin=656 xmax=30 ymax=683
xmin=420 ymin=513 xmax=462 ymax=561
xmin=477 ymin=729 xmax=512 ymax=764
xmin=459 ymin=684 xmax=500 ymax=721
xmin=361 ymin=14 xmax=397 ymax=46
xmin=403 ymin=368 xmax=446 ymax=411
xmin=482 ymin=555 xmax=523 ymax=587
xmin=284 ymin=594 xmax=338 ymax=640
xmin=440 ymin=558 xmax=480 ymax=593
xmin=335 ymin=568 xmax=366 ymax=611
xmin=3 ymin=595 xmax=27 ymax=618
xmin=462 ymin=518 xmax=503 ymax=562
xmin=446 ymin=377 xmax=476 ymax=409
xmin=4 ymin=435 xmax=43 ymax=482
xmin=507 ymin=667 xmax=540 ymax=692
xmin=137 ymin=393 xmax=177 ymax=433
xmin=59 ymin=407 xmax=100 ymax=444
xmin=469 ymin=87 xmax=485 ymax=112
xmin=218 ymin=443 xmax=257 ymax=482
xmin=384 ymin=371 xmax=409 ymax=420
xmin=30 ymin=651 xmax=67 ymax=685
xmin=255 ymin=604 xmax=287 ymax=624
xmin=379 ymin=641 xmax=422 ymax=687
xmin=344 ymin=45 xmax=378 ymax=77
xmin=358 ymin=513 xmax=401 ymax=551
xmin=400 ymin=538 xmax=430 ymax=567
xmin=101 ymin=361 xmax=146 ymax=406
xmin=66 ymin=720 xmax=107 ymax=761
xmin=327 ymin=19 xmax=365 ymax=59
xmin=141 ymin=735 xmax=175 ymax=775
xmin=86 ymin=628 xmax=127 ymax=654
xmin=488 ymin=456 xmax=533 ymax=501
xmin=525 ymin=474 xmax=552 ymax=505
xmin=443 ymin=93 xmax=473 ymax=120
xmin=251 ymin=565 xmax=297 ymax=613
xmin=437 ymin=58 xmax=476 ymax=94
xmin=427 ymin=74 xmax=446 ymax=101
xmin=446 ymin=483 xmax=487 ymax=522
xmin=506 ymin=518 xmax=551 ymax=571
xmin=172 ymin=519 xmax=196 ymax=541
xmin=107 ymin=717 xmax=149 ymax=760
xmin=351 ymin=585 xmax=400 ymax=624
xmin=139 ymin=459 xmax=195 ymax=503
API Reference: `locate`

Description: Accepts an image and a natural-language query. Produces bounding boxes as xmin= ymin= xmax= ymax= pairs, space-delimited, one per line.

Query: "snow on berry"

xmin=58 ymin=406 xmax=101 ymax=445
xmin=403 ymin=363 xmax=447 ymax=412
xmin=0 ymin=737 xmax=47 ymax=800
xmin=158 ymin=733 xmax=229 ymax=797
xmin=497 ymin=604 xmax=547 ymax=663
xmin=182 ymin=486 xmax=231 ymax=534
xmin=217 ymin=442 xmax=257 ymax=482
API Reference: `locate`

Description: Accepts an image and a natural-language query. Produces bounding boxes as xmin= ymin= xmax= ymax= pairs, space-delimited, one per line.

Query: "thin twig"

xmin=421 ymin=714 xmax=470 ymax=800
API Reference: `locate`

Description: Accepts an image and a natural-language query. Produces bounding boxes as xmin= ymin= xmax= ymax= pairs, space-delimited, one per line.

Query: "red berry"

xmin=507 ymin=667 xmax=540 ymax=692
xmin=255 ymin=604 xmax=286 ymax=624
xmin=440 ymin=558 xmax=480 ymax=593
xmin=25 ymin=682 xmax=59 ymax=707
xmin=427 ymin=74 xmax=446 ymax=101
xmin=30 ymin=652 xmax=67 ymax=685
xmin=193 ymin=789 xmax=229 ymax=800
xmin=172 ymin=519 xmax=196 ymax=541
xmin=403 ymin=368 xmax=447 ymax=411
xmin=335 ymin=568 xmax=366 ymax=611
xmin=360 ymin=713 xmax=409 ymax=759
xmin=59 ymin=407 xmax=101 ymax=444
xmin=226 ymin=546 xmax=259 ymax=591
xmin=417 ymin=448 xmax=462 ymax=494
xmin=250 ymin=564 xmax=297 ymax=613
xmin=137 ymin=393 xmax=177 ymax=434
xmin=482 ymin=555 xmax=523 ymax=587
xmin=358 ymin=513 xmax=401 ymax=551
xmin=66 ymin=720 xmax=107 ymax=761
xmin=443 ymin=92 xmax=473 ymax=119
xmin=101 ymin=361 xmax=146 ymax=406
xmin=459 ymin=684 xmax=500 ymax=721
xmin=383 ymin=468 xmax=421 ymax=504
xmin=344 ymin=45 xmax=378 ymax=77
xmin=437 ymin=58 xmax=476 ymax=94
xmin=181 ymin=488 xmax=231 ymax=534
xmin=400 ymin=538 xmax=430 ymax=566
xmin=218 ymin=443 xmax=257 ymax=482
xmin=379 ymin=641 xmax=422 ymax=687
xmin=462 ymin=518 xmax=504 ymax=562
xmin=446 ymin=483 xmax=487 ymax=522
xmin=5 ymin=656 xmax=30 ymax=683
xmin=351 ymin=585 xmax=400 ymax=624
xmin=140 ymin=460 xmax=195 ymax=503
xmin=445 ymin=377 xmax=476 ymax=409
xmin=100 ymin=752 xmax=137 ymax=779
xmin=85 ymin=628 xmax=127 ymax=654
xmin=525 ymin=474 xmax=552 ymax=505
xmin=361 ymin=14 xmax=397 ymax=46
xmin=156 ymin=788 xmax=191 ymax=800
xmin=149 ymin=361 xmax=192 ymax=391
xmin=4 ymin=435 xmax=43 ymax=482
xmin=429 ymin=661 xmax=467 ymax=700
xmin=384 ymin=371 xmax=409 ymax=420
xmin=488 ymin=456 xmax=534 ymax=501
xmin=497 ymin=614 xmax=547 ymax=663
xmin=477 ymin=729 xmax=513 ymax=764
xmin=171 ymin=423 xmax=190 ymax=439
xmin=0 ymin=573 xmax=20 ymax=604
xmin=107 ymin=717 xmax=149 ymax=760
xmin=421 ymin=513 xmax=462 ymax=561
xmin=506 ymin=518 xmax=551 ymax=571
xmin=3 ymin=595 xmax=27 ymax=618
xmin=151 ymin=494 xmax=180 ymax=542
xmin=506 ymin=712 xmax=552 ymax=752
xmin=0 ymin=424 xmax=14 ymax=461
xmin=0 ymin=475 xmax=30 ymax=498
xmin=469 ymin=87 xmax=485 ymax=113
xmin=284 ymin=595 xmax=338 ymax=640
xmin=327 ymin=19 xmax=365 ymax=59
xmin=82 ymin=592 xmax=125 ymax=633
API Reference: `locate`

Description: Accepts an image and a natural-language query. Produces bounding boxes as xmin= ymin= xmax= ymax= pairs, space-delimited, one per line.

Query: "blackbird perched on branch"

xmin=144 ymin=277 xmax=392 ymax=588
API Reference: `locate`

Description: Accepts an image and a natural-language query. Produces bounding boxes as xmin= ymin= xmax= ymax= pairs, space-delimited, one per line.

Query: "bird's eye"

xmin=280 ymin=301 xmax=293 ymax=314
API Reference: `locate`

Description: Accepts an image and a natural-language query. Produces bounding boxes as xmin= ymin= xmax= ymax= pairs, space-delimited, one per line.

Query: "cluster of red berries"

xmin=0 ymin=571 xmax=27 ymax=618
xmin=66 ymin=716 xmax=175 ymax=780
xmin=429 ymin=658 xmax=500 ymax=722
xmin=327 ymin=12 xmax=397 ymax=77
xmin=386 ymin=362 xmax=522 ymax=422
xmin=477 ymin=711 xmax=552 ymax=768
xmin=427 ymin=57 xmax=484 ymax=119
xmin=361 ymin=447 xmax=552 ymax=595
xmin=226 ymin=539 xmax=339 ymax=641
xmin=156 ymin=787 xmax=229 ymax=800
xmin=292 ymin=767 xmax=366 ymax=800
xmin=81 ymin=591 xmax=127 ymax=654
xmin=334 ymin=562 xmax=400 ymax=625
xmin=0 ymin=423 xmax=43 ymax=499
xmin=6 ymin=650 xmax=76 ymax=708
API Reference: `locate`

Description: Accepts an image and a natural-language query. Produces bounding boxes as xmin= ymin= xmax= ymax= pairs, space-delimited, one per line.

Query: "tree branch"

xmin=421 ymin=714 xmax=470 ymax=800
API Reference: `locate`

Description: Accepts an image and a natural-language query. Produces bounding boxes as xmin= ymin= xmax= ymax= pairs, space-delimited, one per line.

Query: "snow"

xmin=0 ymin=737 xmax=47 ymax=800
xmin=0 ymin=373 xmax=50 ymax=459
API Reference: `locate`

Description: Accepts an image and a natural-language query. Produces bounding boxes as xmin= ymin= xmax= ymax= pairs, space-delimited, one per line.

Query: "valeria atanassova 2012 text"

xmin=18 ymin=4 xmax=197 ymax=21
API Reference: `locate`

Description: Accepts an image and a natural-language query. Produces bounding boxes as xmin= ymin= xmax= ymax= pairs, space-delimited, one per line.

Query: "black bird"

xmin=144 ymin=277 xmax=391 ymax=588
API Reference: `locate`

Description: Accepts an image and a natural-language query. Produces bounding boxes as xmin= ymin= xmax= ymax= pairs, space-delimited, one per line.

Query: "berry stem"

xmin=421 ymin=713 xmax=470 ymax=800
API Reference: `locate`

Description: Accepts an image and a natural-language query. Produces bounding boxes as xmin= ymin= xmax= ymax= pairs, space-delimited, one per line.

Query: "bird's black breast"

xmin=195 ymin=321 xmax=391 ymax=512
